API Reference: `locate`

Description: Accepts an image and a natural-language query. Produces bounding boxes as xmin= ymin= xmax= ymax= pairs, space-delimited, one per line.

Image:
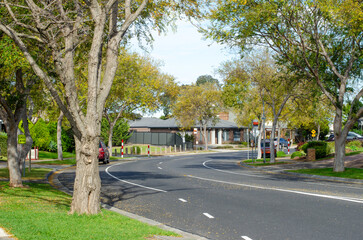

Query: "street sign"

xmin=311 ymin=129 xmax=316 ymax=137
xmin=252 ymin=129 xmax=260 ymax=137
xmin=18 ymin=135 xmax=26 ymax=144
xmin=193 ymin=128 xmax=197 ymax=134
xmin=252 ymin=119 xmax=259 ymax=127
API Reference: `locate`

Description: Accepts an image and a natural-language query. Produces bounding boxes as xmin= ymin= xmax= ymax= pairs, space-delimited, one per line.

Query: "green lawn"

xmin=0 ymin=168 xmax=52 ymax=180
xmin=288 ymin=168 xmax=363 ymax=179
xmin=39 ymin=151 xmax=76 ymax=160
xmin=242 ymin=159 xmax=289 ymax=166
xmin=0 ymin=182 xmax=178 ymax=240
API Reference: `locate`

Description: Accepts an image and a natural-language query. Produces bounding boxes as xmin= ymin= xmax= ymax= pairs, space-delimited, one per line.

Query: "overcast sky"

xmin=131 ymin=20 xmax=236 ymax=85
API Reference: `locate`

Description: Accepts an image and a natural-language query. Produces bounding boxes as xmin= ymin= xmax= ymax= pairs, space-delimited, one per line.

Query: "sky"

xmin=131 ymin=20 xmax=237 ymax=85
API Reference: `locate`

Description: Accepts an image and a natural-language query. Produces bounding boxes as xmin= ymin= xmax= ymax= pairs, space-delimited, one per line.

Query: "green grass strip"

xmin=242 ymin=159 xmax=289 ymax=166
xmin=39 ymin=151 xmax=76 ymax=160
xmin=0 ymin=182 xmax=178 ymax=240
xmin=0 ymin=168 xmax=52 ymax=180
xmin=288 ymin=168 xmax=363 ymax=180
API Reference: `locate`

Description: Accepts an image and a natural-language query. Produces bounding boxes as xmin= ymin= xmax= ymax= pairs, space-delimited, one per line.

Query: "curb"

xmin=48 ymin=165 xmax=208 ymax=240
xmin=239 ymin=161 xmax=363 ymax=185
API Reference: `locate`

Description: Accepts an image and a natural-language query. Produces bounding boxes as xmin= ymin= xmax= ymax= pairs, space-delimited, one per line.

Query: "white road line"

xmin=203 ymin=160 xmax=363 ymax=190
xmin=203 ymin=213 xmax=214 ymax=219
xmin=158 ymin=167 xmax=162 ymax=170
xmin=105 ymin=163 xmax=167 ymax=193
xmin=241 ymin=236 xmax=253 ymax=240
xmin=187 ymin=175 xmax=363 ymax=204
xmin=178 ymin=198 xmax=188 ymax=203
xmin=159 ymin=162 xmax=163 ymax=164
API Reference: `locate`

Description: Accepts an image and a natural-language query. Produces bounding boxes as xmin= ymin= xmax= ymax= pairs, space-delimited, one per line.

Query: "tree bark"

xmin=270 ymin=116 xmax=278 ymax=163
xmin=70 ymin=135 xmax=101 ymax=214
xmin=57 ymin=111 xmax=64 ymax=160
xmin=7 ymin=122 xmax=22 ymax=187
xmin=333 ymin=109 xmax=346 ymax=172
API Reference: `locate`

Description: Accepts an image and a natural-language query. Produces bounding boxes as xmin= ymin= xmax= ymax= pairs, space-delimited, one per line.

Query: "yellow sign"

xmin=311 ymin=129 xmax=316 ymax=134
xmin=18 ymin=135 xmax=26 ymax=144
xmin=312 ymin=133 xmax=316 ymax=137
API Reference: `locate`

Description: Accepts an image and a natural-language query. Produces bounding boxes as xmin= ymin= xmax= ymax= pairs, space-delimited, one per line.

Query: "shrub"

xmin=47 ymin=140 xmax=57 ymax=152
xmin=277 ymin=151 xmax=286 ymax=157
xmin=301 ymin=141 xmax=329 ymax=159
xmin=240 ymin=142 xmax=248 ymax=147
xmin=291 ymin=150 xmax=306 ymax=159
xmin=326 ymin=141 xmax=335 ymax=154
xmin=215 ymin=145 xmax=233 ymax=149
xmin=296 ymin=142 xmax=306 ymax=151
xmin=30 ymin=119 xmax=51 ymax=150
xmin=0 ymin=133 xmax=7 ymax=158
xmin=347 ymin=140 xmax=362 ymax=148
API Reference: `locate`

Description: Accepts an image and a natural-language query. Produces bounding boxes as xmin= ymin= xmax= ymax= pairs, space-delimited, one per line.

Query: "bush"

xmin=130 ymin=146 xmax=141 ymax=154
xmin=347 ymin=140 xmax=362 ymax=148
xmin=277 ymin=151 xmax=286 ymax=157
xmin=30 ymin=119 xmax=51 ymax=150
xmin=214 ymin=145 xmax=233 ymax=149
xmin=296 ymin=142 xmax=306 ymax=151
xmin=301 ymin=141 xmax=329 ymax=159
xmin=240 ymin=142 xmax=248 ymax=147
xmin=326 ymin=141 xmax=335 ymax=154
xmin=0 ymin=133 xmax=7 ymax=158
xmin=47 ymin=140 xmax=57 ymax=152
xmin=291 ymin=150 xmax=306 ymax=159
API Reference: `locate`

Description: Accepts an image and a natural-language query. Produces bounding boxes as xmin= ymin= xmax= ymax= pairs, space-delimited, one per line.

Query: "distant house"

xmin=128 ymin=117 xmax=247 ymax=145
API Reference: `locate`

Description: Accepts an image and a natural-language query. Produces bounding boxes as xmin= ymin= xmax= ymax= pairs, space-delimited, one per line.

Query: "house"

xmin=128 ymin=117 xmax=247 ymax=145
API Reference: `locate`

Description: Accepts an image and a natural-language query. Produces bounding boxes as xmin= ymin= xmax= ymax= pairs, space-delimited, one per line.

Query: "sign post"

xmin=121 ymin=139 xmax=124 ymax=158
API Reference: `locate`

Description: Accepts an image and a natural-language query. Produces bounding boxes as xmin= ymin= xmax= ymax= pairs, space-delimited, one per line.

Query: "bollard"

xmin=148 ymin=145 xmax=150 ymax=157
xmin=179 ymin=145 xmax=182 ymax=152
xmin=174 ymin=145 xmax=176 ymax=153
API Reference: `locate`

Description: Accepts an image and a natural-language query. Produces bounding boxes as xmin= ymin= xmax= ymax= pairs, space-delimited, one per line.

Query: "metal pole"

xmin=247 ymin=128 xmax=250 ymax=160
xmin=263 ymin=101 xmax=266 ymax=164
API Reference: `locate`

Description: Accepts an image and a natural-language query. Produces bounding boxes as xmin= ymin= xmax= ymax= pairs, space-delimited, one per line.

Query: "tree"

xmin=196 ymin=74 xmax=220 ymax=87
xmin=173 ymin=83 xmax=222 ymax=150
xmin=103 ymin=50 xmax=177 ymax=153
xmin=0 ymin=0 xmax=203 ymax=214
xmin=0 ymin=34 xmax=36 ymax=187
xmin=204 ymin=0 xmax=363 ymax=171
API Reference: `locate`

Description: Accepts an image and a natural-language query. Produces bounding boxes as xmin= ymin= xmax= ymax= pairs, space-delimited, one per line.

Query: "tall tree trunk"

xmin=270 ymin=117 xmax=278 ymax=163
xmin=7 ymin=122 xmax=22 ymax=187
xmin=57 ymin=111 xmax=64 ymax=160
xmin=70 ymin=135 xmax=101 ymax=214
xmin=277 ymin=121 xmax=281 ymax=151
xmin=317 ymin=123 xmax=321 ymax=141
xmin=257 ymin=124 xmax=262 ymax=159
xmin=108 ymin=122 xmax=114 ymax=156
xmin=333 ymin=109 xmax=346 ymax=172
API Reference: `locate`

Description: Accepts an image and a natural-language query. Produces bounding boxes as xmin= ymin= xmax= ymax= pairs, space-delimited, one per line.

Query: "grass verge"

xmin=0 ymin=168 xmax=52 ymax=180
xmin=39 ymin=151 xmax=76 ymax=160
xmin=287 ymin=168 xmax=363 ymax=180
xmin=0 ymin=181 xmax=178 ymax=240
xmin=242 ymin=159 xmax=289 ymax=166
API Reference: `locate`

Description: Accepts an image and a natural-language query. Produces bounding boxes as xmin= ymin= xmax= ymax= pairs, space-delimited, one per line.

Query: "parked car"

xmin=98 ymin=140 xmax=110 ymax=164
xmin=274 ymin=138 xmax=289 ymax=148
xmin=326 ymin=132 xmax=363 ymax=141
xmin=261 ymin=140 xmax=277 ymax=158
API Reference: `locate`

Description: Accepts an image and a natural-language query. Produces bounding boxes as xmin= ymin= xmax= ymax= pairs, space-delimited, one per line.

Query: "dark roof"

xmin=129 ymin=117 xmax=245 ymax=129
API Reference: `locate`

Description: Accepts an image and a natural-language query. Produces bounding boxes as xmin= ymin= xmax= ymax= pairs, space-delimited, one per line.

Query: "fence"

xmin=127 ymin=132 xmax=193 ymax=150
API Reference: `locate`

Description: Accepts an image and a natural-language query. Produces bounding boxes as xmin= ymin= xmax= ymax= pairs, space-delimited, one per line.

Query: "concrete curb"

xmin=239 ymin=161 xmax=363 ymax=185
xmin=48 ymin=165 xmax=208 ymax=240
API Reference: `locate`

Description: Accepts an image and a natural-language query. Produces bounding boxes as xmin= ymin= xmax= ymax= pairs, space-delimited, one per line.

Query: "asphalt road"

xmin=58 ymin=151 xmax=363 ymax=240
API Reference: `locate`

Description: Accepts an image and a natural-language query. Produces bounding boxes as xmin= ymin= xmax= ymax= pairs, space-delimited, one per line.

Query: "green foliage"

xmin=347 ymin=140 xmax=362 ymax=148
xmin=291 ymin=151 xmax=306 ymax=159
xmin=0 ymin=133 xmax=7 ymax=158
xmin=214 ymin=145 xmax=233 ymax=149
xmin=241 ymin=142 xmax=248 ymax=147
xmin=30 ymin=119 xmax=51 ymax=151
xmin=101 ymin=118 xmax=130 ymax=146
xmin=327 ymin=142 xmax=335 ymax=155
xmin=276 ymin=151 xmax=286 ymax=157
xmin=47 ymin=140 xmax=57 ymax=152
xmin=301 ymin=141 xmax=329 ymax=159
xmin=61 ymin=127 xmax=75 ymax=153
xmin=196 ymin=75 xmax=220 ymax=87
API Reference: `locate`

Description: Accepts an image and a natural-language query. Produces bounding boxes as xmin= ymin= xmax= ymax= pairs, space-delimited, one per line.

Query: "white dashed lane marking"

xmin=203 ymin=213 xmax=214 ymax=219
xmin=178 ymin=198 xmax=187 ymax=203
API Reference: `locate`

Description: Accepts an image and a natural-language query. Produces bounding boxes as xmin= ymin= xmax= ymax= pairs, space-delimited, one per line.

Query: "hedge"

xmin=301 ymin=141 xmax=329 ymax=159
xmin=0 ymin=133 xmax=7 ymax=158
